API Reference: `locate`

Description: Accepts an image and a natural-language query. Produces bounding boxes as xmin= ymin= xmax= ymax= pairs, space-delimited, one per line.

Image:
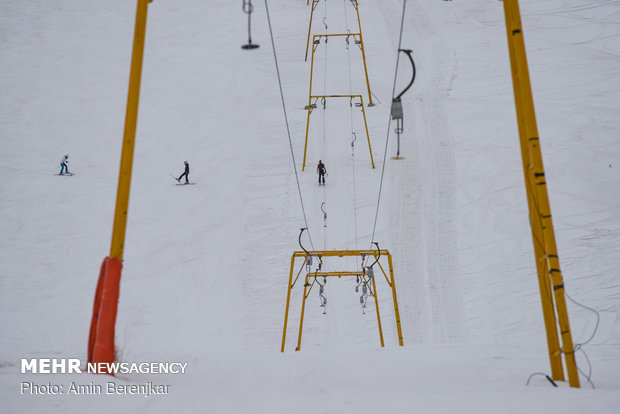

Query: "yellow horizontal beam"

xmin=306 ymin=271 xmax=366 ymax=278
xmin=292 ymin=249 xmax=390 ymax=258
xmin=311 ymin=94 xmax=363 ymax=99
xmin=314 ymin=33 xmax=360 ymax=38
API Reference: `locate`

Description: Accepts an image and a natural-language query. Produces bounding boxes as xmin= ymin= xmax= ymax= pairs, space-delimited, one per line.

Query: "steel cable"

xmin=370 ymin=0 xmax=408 ymax=246
xmin=264 ymin=0 xmax=314 ymax=250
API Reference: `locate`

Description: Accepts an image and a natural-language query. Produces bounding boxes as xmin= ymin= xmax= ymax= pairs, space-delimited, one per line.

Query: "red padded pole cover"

xmin=87 ymin=256 xmax=122 ymax=374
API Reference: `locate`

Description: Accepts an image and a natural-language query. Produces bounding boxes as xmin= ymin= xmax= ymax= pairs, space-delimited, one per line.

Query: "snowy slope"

xmin=1 ymin=0 xmax=619 ymax=412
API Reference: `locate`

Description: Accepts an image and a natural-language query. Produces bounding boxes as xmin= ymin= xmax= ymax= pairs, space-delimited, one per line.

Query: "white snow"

xmin=1 ymin=0 xmax=619 ymax=412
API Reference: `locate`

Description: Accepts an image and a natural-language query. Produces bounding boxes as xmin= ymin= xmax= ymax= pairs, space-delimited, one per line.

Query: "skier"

xmin=176 ymin=161 xmax=190 ymax=184
xmin=59 ymin=154 xmax=69 ymax=175
xmin=317 ymin=160 xmax=327 ymax=185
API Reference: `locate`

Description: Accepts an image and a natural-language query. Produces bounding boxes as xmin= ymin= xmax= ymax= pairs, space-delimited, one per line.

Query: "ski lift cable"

xmin=321 ymin=0 xmax=328 ymax=251
xmin=322 ymin=101 xmax=327 ymax=250
xmin=321 ymin=121 xmax=326 ymax=251
xmin=264 ymin=0 xmax=314 ymax=250
xmin=344 ymin=0 xmax=360 ymax=253
xmin=369 ymin=0 xmax=408 ymax=247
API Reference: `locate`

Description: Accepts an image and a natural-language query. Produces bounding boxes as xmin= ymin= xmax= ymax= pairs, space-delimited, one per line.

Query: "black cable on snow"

xmin=526 ymin=372 xmax=558 ymax=387
xmin=564 ymin=289 xmax=600 ymax=389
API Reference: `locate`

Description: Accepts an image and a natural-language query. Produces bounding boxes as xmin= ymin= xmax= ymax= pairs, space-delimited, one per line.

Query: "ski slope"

xmin=1 ymin=0 xmax=619 ymax=412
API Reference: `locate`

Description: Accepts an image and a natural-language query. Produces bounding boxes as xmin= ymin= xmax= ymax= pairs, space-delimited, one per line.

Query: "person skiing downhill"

xmin=177 ymin=161 xmax=190 ymax=184
xmin=317 ymin=160 xmax=326 ymax=185
xmin=59 ymin=154 xmax=69 ymax=175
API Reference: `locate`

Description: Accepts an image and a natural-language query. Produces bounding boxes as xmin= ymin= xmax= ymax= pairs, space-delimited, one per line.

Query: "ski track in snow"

xmin=378 ymin=0 xmax=462 ymax=345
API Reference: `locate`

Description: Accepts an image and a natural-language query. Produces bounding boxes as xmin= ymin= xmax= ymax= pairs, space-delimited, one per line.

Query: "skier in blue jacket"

xmin=59 ymin=154 xmax=69 ymax=175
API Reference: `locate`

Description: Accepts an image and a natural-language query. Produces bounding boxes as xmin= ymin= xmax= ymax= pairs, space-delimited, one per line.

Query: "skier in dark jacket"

xmin=317 ymin=160 xmax=326 ymax=184
xmin=177 ymin=161 xmax=190 ymax=184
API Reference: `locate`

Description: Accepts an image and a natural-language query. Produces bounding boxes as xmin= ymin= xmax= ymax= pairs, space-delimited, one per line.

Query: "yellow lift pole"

xmin=281 ymin=254 xmax=297 ymax=353
xmin=305 ymin=0 xmax=320 ymax=61
xmin=386 ymin=252 xmax=404 ymax=345
xmin=110 ymin=0 xmax=152 ymax=261
xmin=281 ymin=250 xmax=403 ymax=352
xmin=503 ymin=0 xmax=580 ymax=388
xmin=352 ymin=0 xmax=373 ymax=106
xmin=302 ymin=94 xmax=375 ymax=171
xmin=369 ymin=272 xmax=385 ymax=347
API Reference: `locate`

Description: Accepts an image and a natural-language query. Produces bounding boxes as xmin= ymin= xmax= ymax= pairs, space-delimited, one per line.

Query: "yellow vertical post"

xmin=302 ymin=104 xmax=312 ymax=172
xmin=504 ymin=9 xmax=562 ymax=380
xmin=353 ymin=1 xmax=373 ymax=106
xmin=359 ymin=96 xmax=375 ymax=168
xmin=305 ymin=0 xmax=319 ymax=61
xmin=370 ymin=275 xmax=385 ymax=347
xmin=296 ymin=276 xmax=310 ymax=351
xmin=302 ymin=37 xmax=319 ymax=171
xmin=503 ymin=0 xmax=579 ymax=387
xmin=387 ymin=253 xmax=404 ymax=346
xmin=110 ymin=0 xmax=152 ymax=261
xmin=281 ymin=254 xmax=297 ymax=352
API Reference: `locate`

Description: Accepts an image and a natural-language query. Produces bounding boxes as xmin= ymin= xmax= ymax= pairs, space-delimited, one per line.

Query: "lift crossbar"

xmin=291 ymin=249 xmax=389 ymax=258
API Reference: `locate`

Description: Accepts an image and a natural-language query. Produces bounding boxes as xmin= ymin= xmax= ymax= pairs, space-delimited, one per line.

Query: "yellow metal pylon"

xmin=281 ymin=249 xmax=403 ymax=352
xmin=503 ymin=0 xmax=580 ymax=388
xmin=110 ymin=0 xmax=153 ymax=261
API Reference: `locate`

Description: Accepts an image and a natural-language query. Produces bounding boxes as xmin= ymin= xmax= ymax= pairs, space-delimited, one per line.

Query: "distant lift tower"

xmin=503 ymin=0 xmax=580 ymax=387
xmin=305 ymin=5 xmax=374 ymax=107
xmin=302 ymin=94 xmax=375 ymax=171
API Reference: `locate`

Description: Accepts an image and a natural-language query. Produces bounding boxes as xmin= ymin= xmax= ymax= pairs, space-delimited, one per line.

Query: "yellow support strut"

xmin=503 ymin=0 xmax=579 ymax=387
xmin=281 ymin=253 xmax=297 ymax=353
xmin=296 ymin=275 xmax=312 ymax=351
xmin=370 ymin=272 xmax=385 ymax=347
xmin=305 ymin=0 xmax=319 ymax=61
xmin=352 ymin=0 xmax=373 ymax=106
xmin=387 ymin=252 xmax=404 ymax=346
xmin=110 ymin=0 xmax=152 ymax=261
